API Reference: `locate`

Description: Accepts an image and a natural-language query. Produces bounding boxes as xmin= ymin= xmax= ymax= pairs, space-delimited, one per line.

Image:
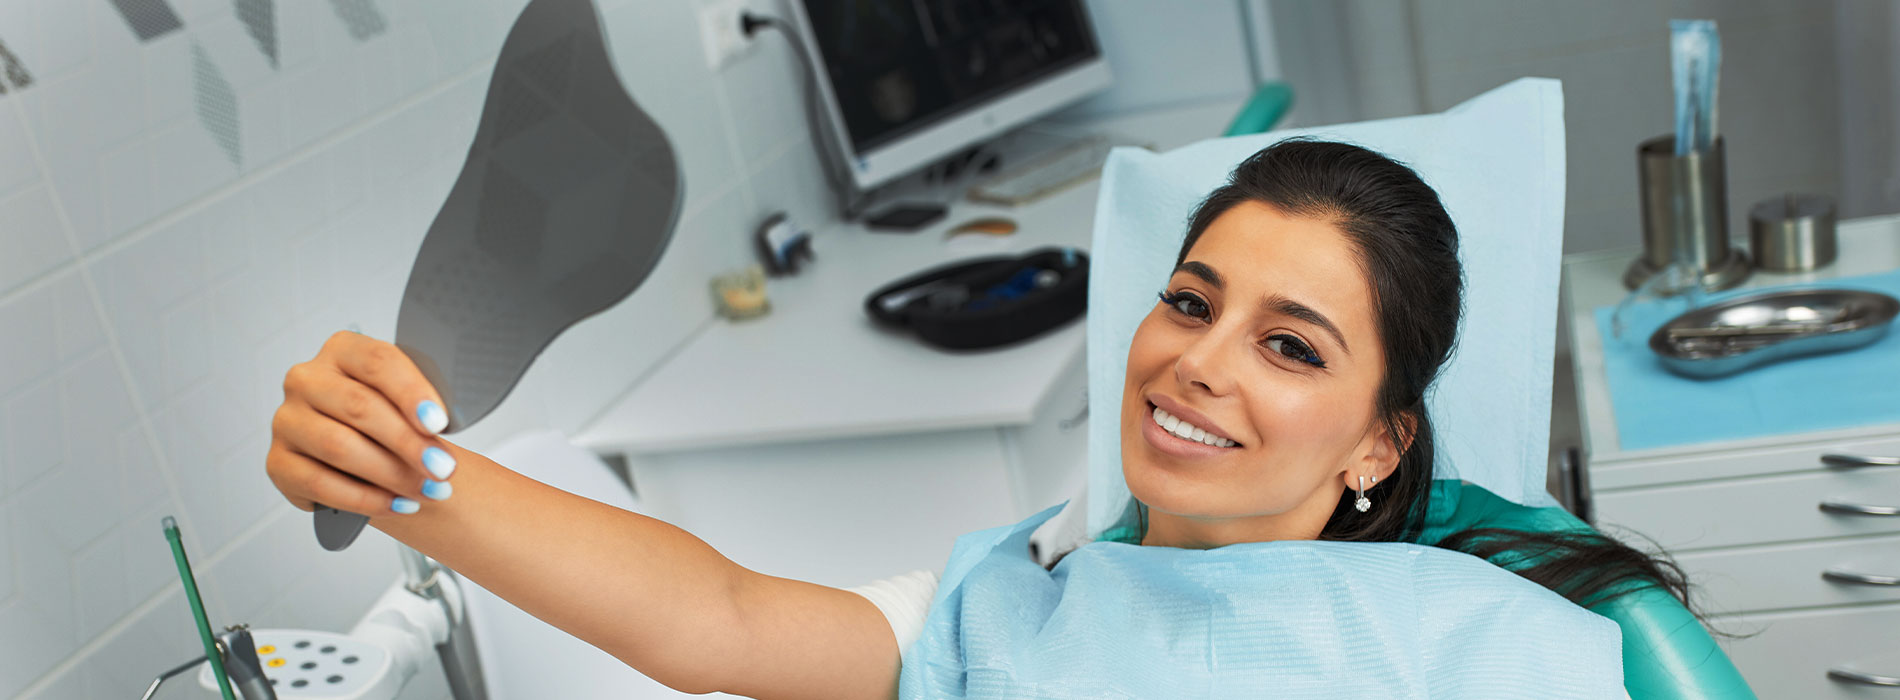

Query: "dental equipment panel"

xmin=313 ymin=0 xmax=684 ymax=553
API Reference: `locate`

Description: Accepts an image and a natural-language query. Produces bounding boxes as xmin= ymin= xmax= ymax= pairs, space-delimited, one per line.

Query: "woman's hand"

xmin=268 ymin=330 xmax=459 ymax=517
xmin=263 ymin=331 xmax=900 ymax=699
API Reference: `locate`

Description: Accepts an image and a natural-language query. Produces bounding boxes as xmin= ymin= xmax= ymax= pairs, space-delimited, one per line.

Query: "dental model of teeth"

xmin=1152 ymin=406 xmax=1238 ymax=447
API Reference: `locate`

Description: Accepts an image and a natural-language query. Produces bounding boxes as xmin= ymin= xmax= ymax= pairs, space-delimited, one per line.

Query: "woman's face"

xmin=1120 ymin=200 xmax=1400 ymax=547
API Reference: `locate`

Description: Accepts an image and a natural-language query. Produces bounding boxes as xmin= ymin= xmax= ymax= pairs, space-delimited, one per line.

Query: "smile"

xmin=1150 ymin=404 xmax=1239 ymax=448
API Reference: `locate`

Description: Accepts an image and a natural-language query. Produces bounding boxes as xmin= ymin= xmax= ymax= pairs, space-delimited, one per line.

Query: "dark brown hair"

xmin=1171 ymin=138 xmax=1691 ymax=610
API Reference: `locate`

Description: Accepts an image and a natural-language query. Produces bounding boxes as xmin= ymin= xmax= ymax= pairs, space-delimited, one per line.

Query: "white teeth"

xmin=1151 ymin=406 xmax=1236 ymax=448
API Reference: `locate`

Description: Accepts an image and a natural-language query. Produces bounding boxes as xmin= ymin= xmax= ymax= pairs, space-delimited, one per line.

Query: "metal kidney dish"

xmin=1648 ymin=288 xmax=1900 ymax=378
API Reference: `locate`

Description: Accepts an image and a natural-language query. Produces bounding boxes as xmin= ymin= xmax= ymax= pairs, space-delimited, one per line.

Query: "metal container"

xmin=1624 ymin=134 xmax=1751 ymax=292
xmin=1749 ymin=194 xmax=1837 ymax=272
xmin=1648 ymin=288 xmax=1900 ymax=378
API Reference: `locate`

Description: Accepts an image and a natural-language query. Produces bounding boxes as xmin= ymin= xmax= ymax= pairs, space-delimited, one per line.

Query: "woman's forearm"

xmin=366 ymin=442 xmax=749 ymax=693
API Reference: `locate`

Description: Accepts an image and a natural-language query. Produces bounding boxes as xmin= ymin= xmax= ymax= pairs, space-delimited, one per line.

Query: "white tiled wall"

xmin=0 ymin=0 xmax=844 ymax=697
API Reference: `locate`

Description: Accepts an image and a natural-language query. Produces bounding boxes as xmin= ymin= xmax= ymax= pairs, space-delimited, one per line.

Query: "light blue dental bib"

xmin=899 ymin=504 xmax=1625 ymax=699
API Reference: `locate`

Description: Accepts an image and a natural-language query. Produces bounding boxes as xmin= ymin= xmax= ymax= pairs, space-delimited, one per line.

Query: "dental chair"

xmin=1087 ymin=78 xmax=1756 ymax=699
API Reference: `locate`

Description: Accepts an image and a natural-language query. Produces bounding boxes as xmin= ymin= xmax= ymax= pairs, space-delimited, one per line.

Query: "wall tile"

xmin=0 ymin=598 xmax=75 ymax=698
xmin=71 ymin=523 xmax=132 ymax=643
xmin=600 ymin=0 xmax=747 ymax=214
xmin=22 ymin=0 xmax=95 ymax=83
xmin=145 ymin=117 xmax=242 ymax=219
xmin=712 ymin=0 xmax=805 ymax=168
xmin=0 ymin=278 xmax=59 ymax=409
xmin=98 ymin=137 xmax=158 ymax=249
xmin=21 ymin=58 xmax=145 ymax=251
xmin=0 ymin=186 xmax=74 ymax=299
xmin=0 ymin=99 xmax=41 ymax=197
xmin=4 ymin=376 xmax=66 ymax=494
xmin=143 ymin=32 xmax=196 ymax=128
xmin=51 ymin=273 xmax=107 ymax=364
xmin=0 ymin=501 xmax=11 ymax=602
xmin=195 ymin=13 xmax=282 ymax=93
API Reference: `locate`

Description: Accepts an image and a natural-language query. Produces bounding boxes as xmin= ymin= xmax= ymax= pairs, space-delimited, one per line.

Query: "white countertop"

xmin=575 ymin=99 xmax=1241 ymax=455
xmin=1562 ymin=213 xmax=1900 ymax=464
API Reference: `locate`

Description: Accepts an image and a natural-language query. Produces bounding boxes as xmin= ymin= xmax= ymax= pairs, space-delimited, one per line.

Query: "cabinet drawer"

xmin=1592 ymin=433 xmax=1900 ymax=491
xmin=1717 ymin=602 xmax=1900 ymax=699
xmin=1594 ymin=467 xmax=1900 ymax=551
xmin=1676 ymin=534 xmax=1900 ymax=614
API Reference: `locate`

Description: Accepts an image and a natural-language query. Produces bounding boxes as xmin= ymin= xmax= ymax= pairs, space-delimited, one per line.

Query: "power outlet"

xmin=698 ymin=0 xmax=753 ymax=71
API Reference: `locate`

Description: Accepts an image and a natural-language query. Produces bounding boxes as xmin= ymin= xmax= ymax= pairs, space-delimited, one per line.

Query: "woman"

xmin=266 ymin=139 xmax=1686 ymax=698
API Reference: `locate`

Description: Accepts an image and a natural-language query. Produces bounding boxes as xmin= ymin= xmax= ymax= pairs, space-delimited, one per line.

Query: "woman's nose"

xmin=1173 ymin=326 xmax=1238 ymax=396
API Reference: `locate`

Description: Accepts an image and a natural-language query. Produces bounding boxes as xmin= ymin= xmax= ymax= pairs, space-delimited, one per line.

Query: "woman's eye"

xmin=1159 ymin=290 xmax=1209 ymax=319
xmin=1265 ymin=334 xmax=1326 ymax=368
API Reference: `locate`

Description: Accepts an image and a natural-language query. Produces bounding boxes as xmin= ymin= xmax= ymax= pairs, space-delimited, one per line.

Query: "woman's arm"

xmin=267 ymin=331 xmax=900 ymax=698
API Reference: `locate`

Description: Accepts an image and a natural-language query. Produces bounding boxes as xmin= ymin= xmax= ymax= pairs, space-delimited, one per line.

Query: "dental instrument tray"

xmin=1648 ymin=287 xmax=1900 ymax=378
xmin=864 ymin=247 xmax=1088 ymax=350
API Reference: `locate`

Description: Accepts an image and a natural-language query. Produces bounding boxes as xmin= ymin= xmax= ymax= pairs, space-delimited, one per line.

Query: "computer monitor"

xmin=787 ymin=0 xmax=1112 ymax=195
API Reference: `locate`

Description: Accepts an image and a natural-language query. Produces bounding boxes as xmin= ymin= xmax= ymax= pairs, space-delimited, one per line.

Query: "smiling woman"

xmin=264 ymin=136 xmax=1686 ymax=700
xmin=1114 ymin=138 xmax=1695 ymax=608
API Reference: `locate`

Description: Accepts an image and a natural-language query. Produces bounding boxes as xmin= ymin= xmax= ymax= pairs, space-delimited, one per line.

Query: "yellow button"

xmin=257 ymin=645 xmax=275 ymax=654
xmin=267 ymin=658 xmax=286 ymax=668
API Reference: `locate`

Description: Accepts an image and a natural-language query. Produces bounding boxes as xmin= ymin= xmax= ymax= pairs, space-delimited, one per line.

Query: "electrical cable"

xmin=739 ymin=11 xmax=866 ymax=219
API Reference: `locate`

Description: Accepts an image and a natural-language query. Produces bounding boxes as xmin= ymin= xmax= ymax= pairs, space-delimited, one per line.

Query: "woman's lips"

xmin=1141 ymin=401 xmax=1241 ymax=459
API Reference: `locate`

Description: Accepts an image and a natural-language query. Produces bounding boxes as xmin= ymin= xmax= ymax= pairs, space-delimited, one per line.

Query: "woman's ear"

xmin=1350 ymin=413 xmax=1416 ymax=487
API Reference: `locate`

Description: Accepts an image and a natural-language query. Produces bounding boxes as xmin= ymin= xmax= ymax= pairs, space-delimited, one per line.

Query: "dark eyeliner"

xmin=1268 ymin=333 xmax=1327 ymax=368
xmin=1158 ymin=290 xmax=1209 ymax=320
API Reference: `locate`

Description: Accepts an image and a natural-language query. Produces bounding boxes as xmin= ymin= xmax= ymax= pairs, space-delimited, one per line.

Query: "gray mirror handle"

xmin=315 ymin=506 xmax=370 ymax=551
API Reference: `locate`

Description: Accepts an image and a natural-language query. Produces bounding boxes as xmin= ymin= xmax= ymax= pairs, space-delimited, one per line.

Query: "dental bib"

xmin=900 ymin=505 xmax=1623 ymax=699
xmin=900 ymin=80 xmax=1628 ymax=698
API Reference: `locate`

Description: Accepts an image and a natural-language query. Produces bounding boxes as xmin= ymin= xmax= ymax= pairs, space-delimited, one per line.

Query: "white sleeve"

xmin=845 ymin=569 xmax=940 ymax=664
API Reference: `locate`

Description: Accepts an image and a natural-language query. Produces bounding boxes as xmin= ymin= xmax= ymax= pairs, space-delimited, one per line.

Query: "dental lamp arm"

xmin=365 ymin=446 xmax=902 ymax=700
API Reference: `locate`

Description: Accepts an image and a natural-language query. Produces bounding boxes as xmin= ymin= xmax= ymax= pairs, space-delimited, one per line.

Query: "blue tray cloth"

xmin=1593 ymin=268 xmax=1900 ymax=451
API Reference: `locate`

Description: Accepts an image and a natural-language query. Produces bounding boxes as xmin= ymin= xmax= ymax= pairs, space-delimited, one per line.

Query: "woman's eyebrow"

xmin=1175 ymin=261 xmax=1223 ymax=288
xmin=1264 ymin=295 xmax=1351 ymax=355
xmin=1175 ymin=260 xmax=1352 ymax=356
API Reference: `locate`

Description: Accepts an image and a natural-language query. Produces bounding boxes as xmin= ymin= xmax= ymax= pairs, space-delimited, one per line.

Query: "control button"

xmin=327 ymin=675 xmax=344 ymax=684
xmin=267 ymin=658 xmax=286 ymax=668
xmin=342 ymin=656 xmax=359 ymax=664
xmin=295 ymin=640 xmax=311 ymax=649
xmin=301 ymin=661 xmax=317 ymax=670
xmin=291 ymin=679 xmax=309 ymax=688
xmin=257 ymin=645 xmax=275 ymax=654
xmin=320 ymin=645 xmax=336 ymax=654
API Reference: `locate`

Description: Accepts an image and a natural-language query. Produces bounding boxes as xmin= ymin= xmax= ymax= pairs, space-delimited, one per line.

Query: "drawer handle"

xmin=1823 ymin=453 xmax=1900 ymax=468
xmin=1822 ymin=569 xmax=1900 ymax=586
xmin=1819 ymin=501 xmax=1900 ymax=516
xmin=1828 ymin=668 xmax=1900 ymax=687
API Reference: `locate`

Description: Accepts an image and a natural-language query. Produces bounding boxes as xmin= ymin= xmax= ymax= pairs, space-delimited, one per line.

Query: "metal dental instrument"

xmin=314 ymin=0 xmax=682 ymax=552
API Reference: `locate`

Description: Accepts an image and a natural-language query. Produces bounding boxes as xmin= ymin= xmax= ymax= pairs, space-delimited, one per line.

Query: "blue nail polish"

xmin=417 ymin=400 xmax=449 ymax=434
xmin=391 ymin=497 xmax=420 ymax=514
xmin=422 ymin=447 xmax=457 ymax=480
xmin=422 ymin=479 xmax=453 ymax=501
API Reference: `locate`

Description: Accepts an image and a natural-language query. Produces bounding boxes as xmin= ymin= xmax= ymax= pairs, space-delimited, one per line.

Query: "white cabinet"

xmin=591 ymin=357 xmax=1089 ymax=589
xmin=1563 ymin=215 xmax=1900 ymax=697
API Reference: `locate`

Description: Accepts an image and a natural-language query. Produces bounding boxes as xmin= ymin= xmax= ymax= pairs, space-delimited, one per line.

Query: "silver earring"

xmin=1355 ymin=475 xmax=1373 ymax=512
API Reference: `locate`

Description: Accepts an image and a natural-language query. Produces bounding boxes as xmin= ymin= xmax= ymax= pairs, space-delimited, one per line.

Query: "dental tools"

xmin=1670 ymin=19 xmax=1720 ymax=156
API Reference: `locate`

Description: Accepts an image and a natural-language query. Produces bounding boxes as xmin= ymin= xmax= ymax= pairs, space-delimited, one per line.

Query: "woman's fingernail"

xmin=422 ymin=479 xmax=453 ymax=501
xmin=391 ymin=497 xmax=420 ymax=514
xmin=422 ymin=446 xmax=456 ymax=480
xmin=417 ymin=400 xmax=449 ymax=434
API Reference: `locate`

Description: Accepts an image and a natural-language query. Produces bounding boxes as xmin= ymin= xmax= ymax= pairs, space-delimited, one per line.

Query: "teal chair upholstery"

xmin=1222 ymin=81 xmax=1295 ymax=137
xmin=1417 ymin=480 xmax=1757 ymax=699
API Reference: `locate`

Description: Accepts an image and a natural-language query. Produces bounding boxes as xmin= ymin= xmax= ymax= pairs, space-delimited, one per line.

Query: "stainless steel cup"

xmin=1623 ymin=134 xmax=1751 ymax=291
xmin=1749 ymin=194 xmax=1837 ymax=272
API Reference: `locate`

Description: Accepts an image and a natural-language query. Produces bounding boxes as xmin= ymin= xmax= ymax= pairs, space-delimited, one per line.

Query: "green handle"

xmin=164 ymin=516 xmax=238 ymax=700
